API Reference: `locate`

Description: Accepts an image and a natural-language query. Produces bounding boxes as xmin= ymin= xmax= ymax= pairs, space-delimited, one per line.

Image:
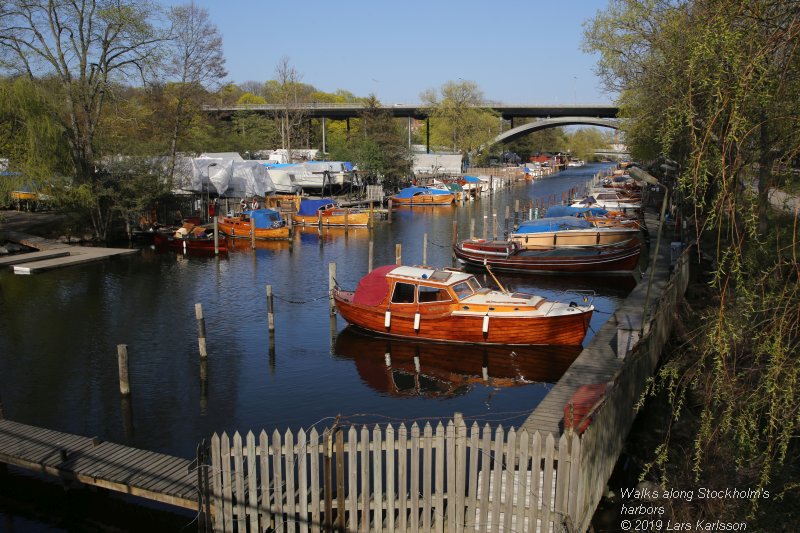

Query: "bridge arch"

xmin=494 ymin=116 xmax=620 ymax=145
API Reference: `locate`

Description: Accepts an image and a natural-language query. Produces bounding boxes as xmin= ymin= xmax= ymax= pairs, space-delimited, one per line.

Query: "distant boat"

xmin=571 ymin=190 xmax=641 ymax=214
xmin=454 ymin=238 xmax=642 ymax=275
xmin=333 ymin=264 xmax=594 ymax=345
xmin=390 ymin=187 xmax=455 ymax=206
xmin=218 ymin=208 xmax=290 ymax=240
xmin=291 ymin=198 xmax=370 ymax=226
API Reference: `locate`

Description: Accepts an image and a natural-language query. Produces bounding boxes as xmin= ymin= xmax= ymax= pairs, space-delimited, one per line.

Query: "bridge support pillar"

xmin=322 ymin=117 xmax=326 ymax=153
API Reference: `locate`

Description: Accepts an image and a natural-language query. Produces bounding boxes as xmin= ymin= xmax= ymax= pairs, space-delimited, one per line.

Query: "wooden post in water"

xmin=514 ymin=199 xmax=520 ymax=227
xmin=423 ymin=233 xmax=428 ymax=265
xmin=344 ymin=208 xmax=349 ymax=235
xmin=369 ymin=202 xmax=374 ymax=230
xmin=250 ymin=225 xmax=256 ymax=250
xmin=396 ymin=243 xmax=402 ymax=265
xmin=504 ymin=205 xmax=510 ymax=234
xmin=483 ymin=214 xmax=488 ymax=241
xmin=368 ymin=240 xmax=374 ymax=272
xmin=328 ymin=262 xmax=336 ymax=316
xmin=387 ymin=199 xmax=393 ymax=224
xmin=266 ymin=285 xmax=275 ymax=333
xmin=117 ymin=344 xmax=130 ymax=396
xmin=213 ymin=216 xmax=219 ymax=255
xmin=470 ymin=218 xmax=475 ymax=240
xmin=195 ymin=303 xmax=207 ymax=359
xmin=492 ymin=211 xmax=497 ymax=240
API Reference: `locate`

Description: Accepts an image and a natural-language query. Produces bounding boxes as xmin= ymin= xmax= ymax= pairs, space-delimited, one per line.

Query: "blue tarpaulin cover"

xmin=245 ymin=209 xmax=283 ymax=229
xmin=462 ymin=176 xmax=481 ymax=183
xmin=393 ymin=187 xmax=452 ymax=199
xmin=297 ymin=198 xmax=335 ymax=216
xmin=515 ymin=216 xmax=594 ymax=233
xmin=544 ymin=205 xmax=609 ymax=218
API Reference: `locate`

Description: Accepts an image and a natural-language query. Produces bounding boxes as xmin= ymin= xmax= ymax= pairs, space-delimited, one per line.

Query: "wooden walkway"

xmin=0 ymin=228 xmax=138 ymax=274
xmin=521 ymin=209 xmax=668 ymax=436
xmin=0 ymin=419 xmax=199 ymax=511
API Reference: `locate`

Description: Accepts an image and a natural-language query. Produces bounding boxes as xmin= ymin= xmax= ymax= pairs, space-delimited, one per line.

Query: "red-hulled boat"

xmin=332 ymin=265 xmax=593 ymax=346
xmin=152 ymin=226 xmax=228 ymax=254
xmin=454 ymin=238 xmax=641 ymax=275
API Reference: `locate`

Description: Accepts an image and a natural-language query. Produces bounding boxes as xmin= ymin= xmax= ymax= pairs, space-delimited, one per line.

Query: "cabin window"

xmin=452 ymin=282 xmax=474 ymax=300
xmin=391 ymin=282 xmax=416 ymax=304
xmin=466 ymin=277 xmax=482 ymax=292
xmin=418 ymin=286 xmax=452 ymax=303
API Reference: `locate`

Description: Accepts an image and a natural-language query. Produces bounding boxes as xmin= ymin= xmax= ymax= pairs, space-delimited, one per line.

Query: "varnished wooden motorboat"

xmin=510 ymin=217 xmax=642 ymax=249
xmin=454 ymin=238 xmax=641 ymax=275
xmin=218 ymin=209 xmax=290 ymax=240
xmin=390 ymin=187 xmax=455 ymax=206
xmin=334 ymin=327 xmax=582 ymax=397
xmin=544 ymin=205 xmax=642 ymax=230
xmin=333 ymin=265 xmax=593 ymax=346
xmin=291 ymin=198 xmax=370 ymax=226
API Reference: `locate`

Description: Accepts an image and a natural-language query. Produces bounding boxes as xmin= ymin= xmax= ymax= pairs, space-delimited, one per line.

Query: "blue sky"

xmin=171 ymin=0 xmax=614 ymax=105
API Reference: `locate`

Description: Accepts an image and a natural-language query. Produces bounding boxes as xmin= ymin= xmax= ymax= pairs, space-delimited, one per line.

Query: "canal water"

xmin=0 ymin=163 xmax=630 ymax=468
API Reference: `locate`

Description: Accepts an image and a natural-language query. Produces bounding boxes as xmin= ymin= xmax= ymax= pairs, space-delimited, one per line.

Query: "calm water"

xmin=0 ymin=163 xmax=631 ymax=463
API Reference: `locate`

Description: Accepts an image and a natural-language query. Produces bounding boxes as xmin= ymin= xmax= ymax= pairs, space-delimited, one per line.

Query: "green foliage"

xmin=586 ymin=0 xmax=800 ymax=517
xmin=421 ymin=80 xmax=499 ymax=155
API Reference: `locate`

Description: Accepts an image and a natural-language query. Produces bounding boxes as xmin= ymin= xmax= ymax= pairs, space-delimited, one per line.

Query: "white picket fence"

xmin=210 ymin=417 xmax=580 ymax=532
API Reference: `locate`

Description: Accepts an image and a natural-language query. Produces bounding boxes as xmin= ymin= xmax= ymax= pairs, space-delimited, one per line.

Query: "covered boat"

xmin=571 ymin=190 xmax=641 ymax=214
xmin=218 ymin=208 xmax=290 ymax=240
xmin=510 ymin=217 xmax=641 ymax=249
xmin=544 ymin=205 xmax=642 ymax=229
xmin=332 ymin=265 xmax=593 ymax=345
xmin=390 ymin=187 xmax=455 ymax=206
xmin=291 ymin=198 xmax=370 ymax=226
xmin=454 ymin=238 xmax=641 ymax=275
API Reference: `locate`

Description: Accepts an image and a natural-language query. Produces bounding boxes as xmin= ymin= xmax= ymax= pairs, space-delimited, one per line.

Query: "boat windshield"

xmin=452 ymin=277 xmax=482 ymax=300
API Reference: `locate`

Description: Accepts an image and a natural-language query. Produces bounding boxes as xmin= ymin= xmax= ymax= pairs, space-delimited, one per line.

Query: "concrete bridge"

xmin=204 ymin=102 xmax=621 ymax=152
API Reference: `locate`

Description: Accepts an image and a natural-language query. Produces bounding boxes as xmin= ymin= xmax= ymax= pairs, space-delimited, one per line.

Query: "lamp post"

xmin=630 ymin=166 xmax=670 ymax=333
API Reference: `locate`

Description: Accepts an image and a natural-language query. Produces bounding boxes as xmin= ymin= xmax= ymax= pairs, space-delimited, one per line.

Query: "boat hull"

xmin=152 ymin=232 xmax=228 ymax=253
xmin=390 ymin=194 xmax=455 ymax=206
xmin=218 ymin=218 xmax=290 ymax=240
xmin=510 ymin=227 xmax=641 ymax=248
xmin=454 ymin=239 xmax=641 ymax=274
xmin=333 ymin=289 xmax=592 ymax=346
xmin=291 ymin=209 xmax=370 ymax=226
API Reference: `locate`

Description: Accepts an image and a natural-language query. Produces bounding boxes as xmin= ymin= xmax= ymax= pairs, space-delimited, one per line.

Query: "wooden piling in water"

xmin=368 ymin=240 xmax=374 ymax=272
xmin=213 ymin=216 xmax=219 ymax=255
xmin=195 ymin=303 xmax=207 ymax=359
xmin=250 ymin=226 xmax=256 ymax=250
xmin=266 ymin=285 xmax=275 ymax=332
xmin=396 ymin=243 xmax=402 ymax=265
xmin=470 ymin=218 xmax=475 ymax=240
xmin=328 ymin=262 xmax=336 ymax=315
xmin=369 ymin=203 xmax=374 ymax=230
xmin=387 ymin=199 xmax=393 ymax=224
xmin=117 ymin=344 xmax=130 ymax=396
xmin=344 ymin=208 xmax=349 ymax=234
xmin=483 ymin=215 xmax=488 ymax=241
xmin=504 ymin=206 xmax=510 ymax=234
xmin=492 ymin=211 xmax=497 ymax=240
xmin=423 ymin=233 xmax=428 ymax=265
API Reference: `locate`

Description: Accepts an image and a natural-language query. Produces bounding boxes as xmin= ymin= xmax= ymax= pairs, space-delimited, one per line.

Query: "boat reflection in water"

xmin=229 ymin=237 xmax=291 ymax=253
xmin=334 ymin=327 xmax=581 ymax=398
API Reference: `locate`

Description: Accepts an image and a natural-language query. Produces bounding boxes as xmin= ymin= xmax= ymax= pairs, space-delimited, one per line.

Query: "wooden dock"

xmin=0 ymin=419 xmax=200 ymax=511
xmin=0 ymin=228 xmax=139 ymax=274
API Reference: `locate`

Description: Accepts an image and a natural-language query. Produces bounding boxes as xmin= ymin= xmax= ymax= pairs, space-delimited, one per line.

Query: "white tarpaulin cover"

xmin=190 ymin=158 xmax=233 ymax=195
xmin=412 ymin=153 xmax=463 ymax=175
xmin=228 ymin=161 xmax=276 ymax=197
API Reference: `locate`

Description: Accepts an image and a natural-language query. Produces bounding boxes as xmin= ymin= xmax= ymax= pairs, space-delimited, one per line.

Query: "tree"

xmin=273 ymin=57 xmax=311 ymax=162
xmin=164 ymin=1 xmax=226 ymax=176
xmin=0 ymin=0 xmax=166 ymax=239
xmin=420 ymin=80 xmax=499 ymax=155
xmin=584 ymin=0 xmax=800 ymax=521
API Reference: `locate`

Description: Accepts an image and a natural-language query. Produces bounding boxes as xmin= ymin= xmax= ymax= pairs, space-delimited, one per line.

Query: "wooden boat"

xmin=544 ymin=205 xmax=642 ymax=230
xmin=218 ymin=209 xmax=290 ymax=240
xmin=152 ymin=225 xmax=228 ymax=254
xmin=291 ymin=198 xmax=370 ymax=226
xmin=454 ymin=238 xmax=642 ymax=275
xmin=390 ymin=187 xmax=455 ymax=206
xmin=333 ymin=265 xmax=593 ymax=346
xmin=334 ymin=327 xmax=582 ymax=397
xmin=571 ymin=190 xmax=641 ymax=214
xmin=509 ymin=217 xmax=642 ymax=249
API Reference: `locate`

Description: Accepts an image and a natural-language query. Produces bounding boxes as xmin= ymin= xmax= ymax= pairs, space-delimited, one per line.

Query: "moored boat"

xmin=152 ymin=225 xmax=228 ymax=254
xmin=510 ymin=217 xmax=642 ymax=249
xmin=390 ymin=187 xmax=455 ymax=206
xmin=291 ymin=198 xmax=370 ymax=226
xmin=218 ymin=208 xmax=290 ymax=240
xmin=332 ymin=265 xmax=593 ymax=345
xmin=454 ymin=238 xmax=641 ymax=275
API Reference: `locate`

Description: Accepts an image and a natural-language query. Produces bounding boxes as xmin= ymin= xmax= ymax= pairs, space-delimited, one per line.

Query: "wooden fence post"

xmin=117 ymin=344 xmax=130 ymax=396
